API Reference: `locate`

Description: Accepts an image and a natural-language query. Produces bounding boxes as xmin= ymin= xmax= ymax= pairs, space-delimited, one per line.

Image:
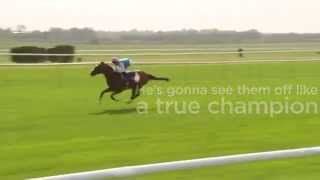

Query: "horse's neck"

xmin=103 ymin=71 xmax=114 ymax=85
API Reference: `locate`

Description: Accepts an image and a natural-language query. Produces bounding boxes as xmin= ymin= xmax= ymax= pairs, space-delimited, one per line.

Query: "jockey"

xmin=111 ymin=57 xmax=132 ymax=82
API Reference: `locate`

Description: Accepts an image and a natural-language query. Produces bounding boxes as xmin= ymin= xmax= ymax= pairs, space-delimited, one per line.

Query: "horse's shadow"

xmin=91 ymin=108 xmax=137 ymax=115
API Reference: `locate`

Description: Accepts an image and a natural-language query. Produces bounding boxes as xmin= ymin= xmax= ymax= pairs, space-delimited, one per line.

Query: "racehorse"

xmin=90 ymin=62 xmax=169 ymax=102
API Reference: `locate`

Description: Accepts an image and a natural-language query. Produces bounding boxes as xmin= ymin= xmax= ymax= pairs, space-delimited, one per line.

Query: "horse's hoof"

xmin=111 ymin=98 xmax=120 ymax=102
xmin=127 ymin=99 xmax=135 ymax=104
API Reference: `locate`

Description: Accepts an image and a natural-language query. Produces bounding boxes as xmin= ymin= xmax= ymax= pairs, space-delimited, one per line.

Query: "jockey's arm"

xmin=115 ymin=62 xmax=126 ymax=73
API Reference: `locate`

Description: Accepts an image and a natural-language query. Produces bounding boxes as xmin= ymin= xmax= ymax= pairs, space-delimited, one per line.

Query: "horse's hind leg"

xmin=130 ymin=85 xmax=141 ymax=100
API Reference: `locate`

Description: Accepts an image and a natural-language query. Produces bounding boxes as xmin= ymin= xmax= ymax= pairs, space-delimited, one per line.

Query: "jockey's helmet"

xmin=111 ymin=57 xmax=119 ymax=65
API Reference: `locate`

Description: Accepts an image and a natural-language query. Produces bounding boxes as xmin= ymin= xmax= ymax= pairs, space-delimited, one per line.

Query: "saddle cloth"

xmin=124 ymin=72 xmax=140 ymax=83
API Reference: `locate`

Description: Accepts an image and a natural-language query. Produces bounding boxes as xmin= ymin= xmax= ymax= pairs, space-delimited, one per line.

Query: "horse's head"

xmin=90 ymin=62 xmax=113 ymax=76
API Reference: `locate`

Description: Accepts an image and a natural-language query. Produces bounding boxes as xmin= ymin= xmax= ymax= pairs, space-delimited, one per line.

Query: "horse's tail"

xmin=148 ymin=74 xmax=169 ymax=81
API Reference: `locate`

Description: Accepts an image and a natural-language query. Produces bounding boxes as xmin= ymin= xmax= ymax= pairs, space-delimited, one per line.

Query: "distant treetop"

xmin=1 ymin=27 xmax=320 ymax=44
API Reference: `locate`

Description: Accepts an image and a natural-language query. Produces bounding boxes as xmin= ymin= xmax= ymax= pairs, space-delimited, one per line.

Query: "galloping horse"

xmin=91 ymin=62 xmax=169 ymax=102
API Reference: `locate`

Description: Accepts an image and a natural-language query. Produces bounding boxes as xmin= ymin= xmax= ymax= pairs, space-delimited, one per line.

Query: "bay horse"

xmin=90 ymin=62 xmax=169 ymax=102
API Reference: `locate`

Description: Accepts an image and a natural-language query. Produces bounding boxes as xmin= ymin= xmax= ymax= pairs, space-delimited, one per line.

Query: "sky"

xmin=0 ymin=0 xmax=319 ymax=33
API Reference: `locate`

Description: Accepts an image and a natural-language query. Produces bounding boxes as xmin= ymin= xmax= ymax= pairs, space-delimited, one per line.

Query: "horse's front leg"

xmin=99 ymin=88 xmax=111 ymax=103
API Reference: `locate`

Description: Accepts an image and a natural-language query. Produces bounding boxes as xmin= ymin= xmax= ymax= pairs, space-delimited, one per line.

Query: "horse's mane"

xmin=101 ymin=63 xmax=115 ymax=72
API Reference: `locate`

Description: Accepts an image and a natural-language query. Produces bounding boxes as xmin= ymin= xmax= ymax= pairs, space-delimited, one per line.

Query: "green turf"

xmin=1 ymin=62 xmax=320 ymax=179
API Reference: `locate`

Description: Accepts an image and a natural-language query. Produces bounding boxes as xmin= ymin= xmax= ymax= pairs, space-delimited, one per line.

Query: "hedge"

xmin=10 ymin=45 xmax=75 ymax=63
xmin=47 ymin=45 xmax=75 ymax=63
xmin=10 ymin=46 xmax=47 ymax=63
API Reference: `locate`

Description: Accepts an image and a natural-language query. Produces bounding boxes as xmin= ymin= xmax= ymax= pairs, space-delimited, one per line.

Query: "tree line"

xmin=1 ymin=27 xmax=320 ymax=44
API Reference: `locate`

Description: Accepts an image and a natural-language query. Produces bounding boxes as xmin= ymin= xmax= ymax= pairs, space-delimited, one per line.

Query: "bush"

xmin=10 ymin=46 xmax=47 ymax=63
xmin=47 ymin=45 xmax=75 ymax=63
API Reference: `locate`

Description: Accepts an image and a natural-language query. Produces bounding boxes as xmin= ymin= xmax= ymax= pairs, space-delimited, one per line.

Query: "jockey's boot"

xmin=121 ymin=72 xmax=130 ymax=86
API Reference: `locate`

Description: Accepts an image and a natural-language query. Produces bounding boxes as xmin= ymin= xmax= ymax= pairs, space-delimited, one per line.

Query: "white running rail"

xmin=28 ymin=146 xmax=320 ymax=180
xmin=0 ymin=48 xmax=319 ymax=52
xmin=0 ymin=49 xmax=318 ymax=56
xmin=1 ymin=58 xmax=320 ymax=67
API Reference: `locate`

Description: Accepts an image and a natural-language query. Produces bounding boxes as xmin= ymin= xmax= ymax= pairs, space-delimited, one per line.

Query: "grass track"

xmin=1 ymin=62 xmax=320 ymax=179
